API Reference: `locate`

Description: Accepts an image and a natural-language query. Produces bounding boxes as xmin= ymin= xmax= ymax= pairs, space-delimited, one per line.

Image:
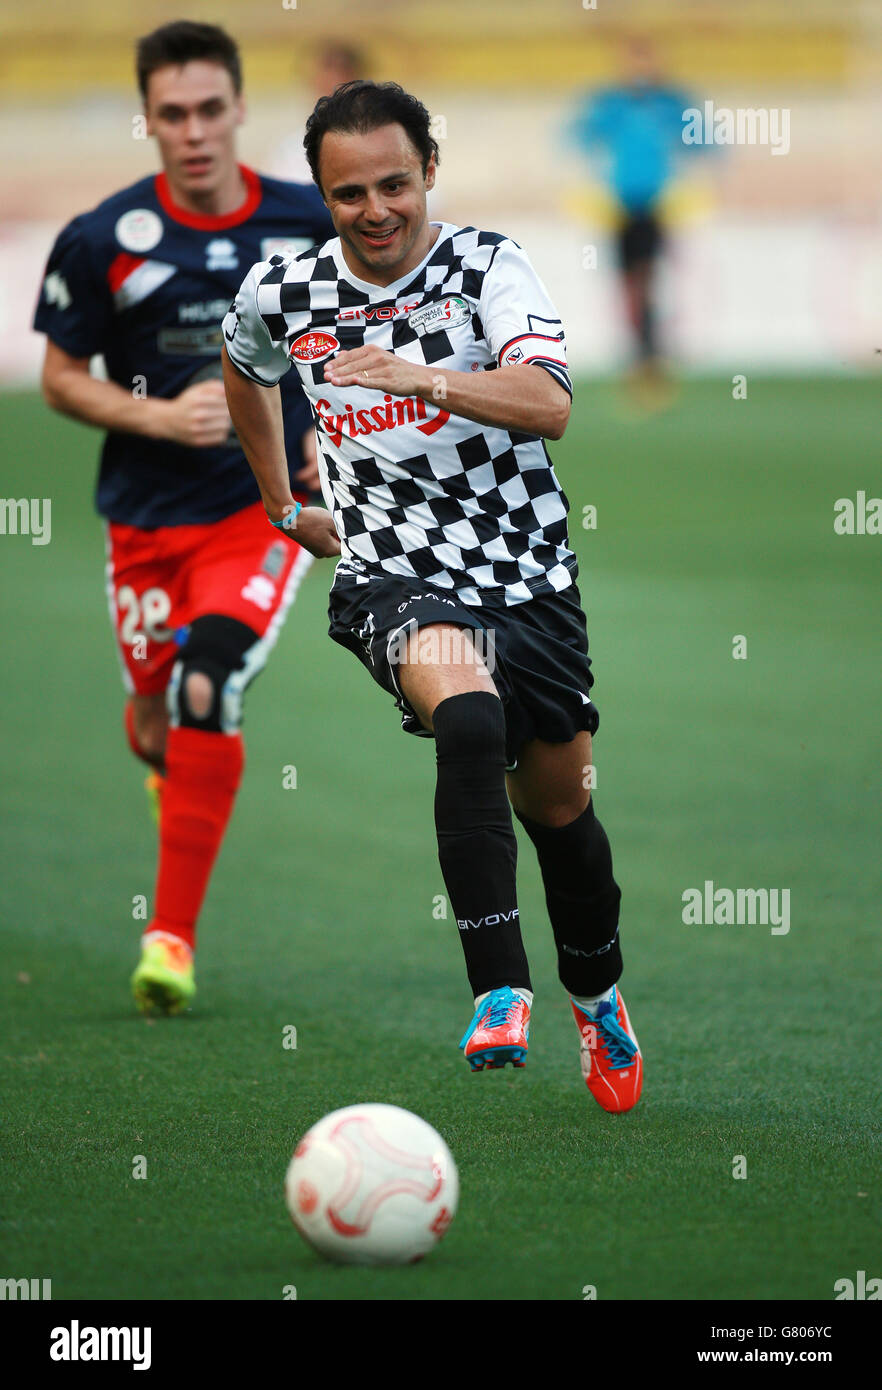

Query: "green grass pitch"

xmin=1 ymin=377 xmax=879 ymax=1301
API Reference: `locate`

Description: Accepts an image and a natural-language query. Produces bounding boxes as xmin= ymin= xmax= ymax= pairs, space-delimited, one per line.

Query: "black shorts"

xmin=328 ymin=569 xmax=600 ymax=766
xmin=618 ymin=209 xmax=663 ymax=270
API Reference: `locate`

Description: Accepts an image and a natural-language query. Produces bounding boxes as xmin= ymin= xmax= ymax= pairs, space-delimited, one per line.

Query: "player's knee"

xmin=520 ymin=791 xmax=590 ymax=829
xmin=182 ymin=670 xmax=214 ymax=722
xmin=170 ymin=656 xmax=227 ymax=732
xmin=168 ymin=615 xmax=262 ymax=734
xmin=433 ymin=690 xmax=506 ymax=763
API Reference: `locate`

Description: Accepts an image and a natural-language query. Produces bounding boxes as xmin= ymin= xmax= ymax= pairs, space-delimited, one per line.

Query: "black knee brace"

xmin=167 ymin=615 xmax=261 ymax=733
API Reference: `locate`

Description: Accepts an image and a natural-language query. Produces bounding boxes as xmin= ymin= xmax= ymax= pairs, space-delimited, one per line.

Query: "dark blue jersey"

xmin=33 ymin=166 xmax=334 ymax=527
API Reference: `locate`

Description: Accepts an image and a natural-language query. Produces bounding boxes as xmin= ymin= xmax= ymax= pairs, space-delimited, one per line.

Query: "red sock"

xmin=146 ymin=727 xmax=244 ymax=950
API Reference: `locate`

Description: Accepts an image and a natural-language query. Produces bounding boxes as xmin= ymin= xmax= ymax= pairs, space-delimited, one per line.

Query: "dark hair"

xmin=136 ymin=21 xmax=242 ymax=100
xmin=304 ymin=80 xmax=440 ymax=191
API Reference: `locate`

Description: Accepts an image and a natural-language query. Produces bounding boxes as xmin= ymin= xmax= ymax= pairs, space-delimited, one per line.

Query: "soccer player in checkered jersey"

xmin=33 ymin=22 xmax=339 ymax=1016
xmin=223 ymin=81 xmax=642 ymax=1112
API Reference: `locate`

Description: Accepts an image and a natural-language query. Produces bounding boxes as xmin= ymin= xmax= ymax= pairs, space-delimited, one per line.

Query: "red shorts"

xmin=104 ymin=501 xmax=312 ymax=697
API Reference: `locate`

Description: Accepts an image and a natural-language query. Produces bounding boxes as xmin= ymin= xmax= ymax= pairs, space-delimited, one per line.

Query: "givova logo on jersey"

xmin=314 ymin=395 xmax=449 ymax=448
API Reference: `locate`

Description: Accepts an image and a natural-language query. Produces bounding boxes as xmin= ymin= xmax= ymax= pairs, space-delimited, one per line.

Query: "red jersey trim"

xmin=154 ymin=164 xmax=263 ymax=230
xmin=497 ymin=331 xmax=566 ymax=360
xmin=515 ymin=352 xmax=569 ymax=368
xmin=107 ymin=252 xmax=145 ymax=294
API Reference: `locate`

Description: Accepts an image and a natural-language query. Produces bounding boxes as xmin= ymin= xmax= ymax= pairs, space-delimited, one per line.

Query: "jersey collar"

xmin=154 ymin=164 xmax=262 ymax=230
xmin=331 ymin=222 xmax=455 ymax=296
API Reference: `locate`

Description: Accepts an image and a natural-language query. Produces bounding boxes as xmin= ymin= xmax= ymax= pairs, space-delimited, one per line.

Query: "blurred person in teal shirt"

xmin=568 ymin=36 xmax=697 ymax=378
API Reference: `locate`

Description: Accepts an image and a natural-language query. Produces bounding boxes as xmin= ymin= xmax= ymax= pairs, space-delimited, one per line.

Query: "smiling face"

xmin=144 ymin=60 xmax=244 ymax=201
xmin=317 ymin=123 xmax=437 ymax=286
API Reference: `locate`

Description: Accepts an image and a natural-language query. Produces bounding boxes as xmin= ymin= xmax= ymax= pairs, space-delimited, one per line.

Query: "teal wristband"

xmin=270 ymin=502 xmax=302 ymax=533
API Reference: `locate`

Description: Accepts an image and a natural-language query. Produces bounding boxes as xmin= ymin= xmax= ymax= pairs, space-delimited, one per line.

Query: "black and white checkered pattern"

xmin=224 ymin=223 xmax=576 ymax=606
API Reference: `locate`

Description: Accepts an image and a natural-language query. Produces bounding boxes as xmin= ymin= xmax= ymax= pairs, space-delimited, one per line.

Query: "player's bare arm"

xmin=42 ymin=339 xmax=232 ymax=448
xmin=324 ymin=347 xmax=570 ymax=440
xmin=221 ymin=344 xmax=340 ymax=557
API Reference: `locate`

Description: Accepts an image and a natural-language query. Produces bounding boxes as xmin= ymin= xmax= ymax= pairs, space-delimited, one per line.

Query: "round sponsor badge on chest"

xmin=407 ymin=296 xmax=470 ymax=337
xmin=289 ymin=331 xmax=340 ymax=363
xmin=115 ymin=208 xmax=164 ymax=254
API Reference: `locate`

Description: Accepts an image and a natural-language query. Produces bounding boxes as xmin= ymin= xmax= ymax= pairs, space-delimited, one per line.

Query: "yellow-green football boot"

xmin=144 ymin=771 xmax=164 ymax=827
xmin=131 ymin=931 xmax=195 ymax=1016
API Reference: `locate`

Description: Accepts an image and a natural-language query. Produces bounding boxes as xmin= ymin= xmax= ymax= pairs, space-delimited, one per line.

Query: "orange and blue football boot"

xmin=459 ymin=986 xmax=530 ymax=1071
xmin=571 ymin=986 xmax=642 ymax=1113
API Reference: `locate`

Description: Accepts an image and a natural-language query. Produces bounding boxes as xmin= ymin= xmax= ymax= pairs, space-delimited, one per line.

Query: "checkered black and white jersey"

xmin=223 ymin=222 xmax=577 ymax=606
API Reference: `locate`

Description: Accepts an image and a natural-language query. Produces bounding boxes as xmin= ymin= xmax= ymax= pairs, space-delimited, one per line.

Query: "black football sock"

xmin=516 ymin=800 xmax=622 ymax=996
xmin=433 ymin=691 xmax=531 ymax=998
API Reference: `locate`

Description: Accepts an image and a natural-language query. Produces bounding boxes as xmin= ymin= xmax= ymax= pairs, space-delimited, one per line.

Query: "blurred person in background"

xmin=268 ymin=40 xmax=368 ymax=183
xmin=567 ymin=34 xmax=696 ymax=392
xmin=32 ymin=21 xmax=334 ymax=1016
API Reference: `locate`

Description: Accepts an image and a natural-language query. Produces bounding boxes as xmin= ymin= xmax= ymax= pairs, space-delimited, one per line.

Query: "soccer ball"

xmin=284 ymin=1103 xmax=459 ymax=1266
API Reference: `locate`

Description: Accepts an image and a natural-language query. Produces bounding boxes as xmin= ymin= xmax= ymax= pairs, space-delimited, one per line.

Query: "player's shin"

xmin=148 ymin=727 xmax=244 ymax=949
xmin=146 ymin=615 xmax=256 ymax=951
xmin=515 ymin=799 xmax=623 ymax=996
xmin=433 ymin=692 xmax=531 ymax=998
xmin=124 ymin=699 xmax=165 ymax=772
